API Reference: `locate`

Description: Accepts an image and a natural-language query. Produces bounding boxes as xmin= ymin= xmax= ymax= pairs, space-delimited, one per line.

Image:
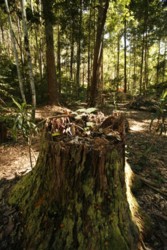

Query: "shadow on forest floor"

xmin=126 ymin=110 xmax=167 ymax=250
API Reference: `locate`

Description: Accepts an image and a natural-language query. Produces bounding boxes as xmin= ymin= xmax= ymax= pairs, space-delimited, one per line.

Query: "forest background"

xmin=0 ymin=0 xmax=167 ymax=112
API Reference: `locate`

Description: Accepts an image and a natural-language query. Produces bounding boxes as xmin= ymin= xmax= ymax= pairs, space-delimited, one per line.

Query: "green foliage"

xmin=0 ymin=55 xmax=21 ymax=102
xmin=11 ymin=98 xmax=38 ymax=140
xmin=150 ymin=89 xmax=167 ymax=134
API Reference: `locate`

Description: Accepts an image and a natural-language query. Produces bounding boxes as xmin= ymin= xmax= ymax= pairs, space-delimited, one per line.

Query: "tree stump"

xmin=9 ymin=113 xmax=139 ymax=249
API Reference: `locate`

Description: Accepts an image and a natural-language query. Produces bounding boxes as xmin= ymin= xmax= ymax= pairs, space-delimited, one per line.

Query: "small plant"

xmin=11 ymin=98 xmax=38 ymax=169
xmin=150 ymin=90 xmax=167 ymax=135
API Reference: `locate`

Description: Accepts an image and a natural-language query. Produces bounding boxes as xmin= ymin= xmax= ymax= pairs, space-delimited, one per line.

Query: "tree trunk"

xmin=4 ymin=0 xmax=26 ymax=103
xmin=89 ymin=0 xmax=109 ymax=107
xmin=124 ymin=18 xmax=127 ymax=94
xmin=21 ymin=0 xmax=36 ymax=120
xmin=57 ymin=25 xmax=61 ymax=95
xmin=162 ymin=40 xmax=166 ymax=83
xmin=41 ymin=0 xmax=59 ymax=105
xmin=139 ymin=34 xmax=144 ymax=95
xmin=76 ymin=0 xmax=83 ymax=97
xmin=156 ymin=39 xmax=161 ymax=85
xmin=116 ymin=33 xmax=120 ymax=92
xmin=9 ymin=114 xmax=139 ymax=250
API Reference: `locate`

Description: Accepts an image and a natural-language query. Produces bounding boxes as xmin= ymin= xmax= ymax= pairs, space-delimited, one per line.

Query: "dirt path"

xmin=0 ymin=107 xmax=166 ymax=249
xmin=126 ymin=110 xmax=167 ymax=250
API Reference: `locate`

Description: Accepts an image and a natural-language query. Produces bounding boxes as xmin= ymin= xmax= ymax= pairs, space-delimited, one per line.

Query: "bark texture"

xmin=9 ymin=115 xmax=138 ymax=250
xmin=42 ymin=0 xmax=59 ymax=105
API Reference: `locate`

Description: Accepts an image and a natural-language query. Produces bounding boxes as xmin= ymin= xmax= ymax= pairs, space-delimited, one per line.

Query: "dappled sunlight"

xmin=129 ymin=119 xmax=150 ymax=132
xmin=0 ymin=143 xmax=38 ymax=180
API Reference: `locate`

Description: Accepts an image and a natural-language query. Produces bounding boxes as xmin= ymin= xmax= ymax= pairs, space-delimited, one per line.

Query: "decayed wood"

xmin=9 ymin=113 xmax=139 ymax=249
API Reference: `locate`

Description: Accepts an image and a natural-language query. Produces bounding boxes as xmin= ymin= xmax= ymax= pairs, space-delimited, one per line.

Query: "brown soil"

xmin=0 ymin=106 xmax=166 ymax=249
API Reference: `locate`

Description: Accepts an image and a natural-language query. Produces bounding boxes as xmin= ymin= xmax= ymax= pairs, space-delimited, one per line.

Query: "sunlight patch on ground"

xmin=129 ymin=119 xmax=150 ymax=132
xmin=0 ymin=146 xmax=38 ymax=180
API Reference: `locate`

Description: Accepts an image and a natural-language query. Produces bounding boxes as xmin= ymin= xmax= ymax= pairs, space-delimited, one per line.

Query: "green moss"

xmin=82 ymin=178 xmax=94 ymax=198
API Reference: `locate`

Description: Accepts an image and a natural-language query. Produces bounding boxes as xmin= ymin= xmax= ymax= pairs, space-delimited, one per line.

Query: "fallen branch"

xmin=136 ymin=174 xmax=167 ymax=198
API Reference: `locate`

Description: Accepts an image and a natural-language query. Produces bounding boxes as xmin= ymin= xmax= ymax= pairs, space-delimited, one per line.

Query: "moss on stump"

xmin=9 ymin=114 xmax=139 ymax=249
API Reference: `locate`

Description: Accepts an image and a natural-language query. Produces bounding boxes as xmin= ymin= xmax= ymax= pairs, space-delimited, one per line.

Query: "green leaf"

xmin=52 ymin=132 xmax=61 ymax=136
xmin=161 ymin=89 xmax=167 ymax=100
xmin=12 ymin=97 xmax=22 ymax=110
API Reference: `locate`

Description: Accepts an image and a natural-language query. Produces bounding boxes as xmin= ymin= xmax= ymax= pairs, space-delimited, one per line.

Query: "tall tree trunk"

xmin=162 ymin=40 xmax=166 ymax=83
xmin=117 ymin=33 xmax=120 ymax=92
xmin=124 ymin=19 xmax=127 ymax=94
xmin=9 ymin=115 xmax=139 ymax=249
xmin=144 ymin=30 xmax=148 ymax=91
xmin=89 ymin=0 xmax=110 ymax=107
xmin=4 ymin=0 xmax=26 ymax=103
xmin=87 ymin=0 xmax=92 ymax=101
xmin=139 ymin=34 xmax=144 ymax=95
xmin=133 ymin=33 xmax=137 ymax=91
xmin=37 ymin=0 xmax=44 ymax=83
xmin=156 ymin=39 xmax=161 ymax=85
xmin=57 ymin=25 xmax=61 ymax=95
xmin=21 ymin=0 xmax=36 ymax=119
xmin=76 ymin=0 xmax=83 ymax=97
xmin=41 ymin=0 xmax=59 ymax=105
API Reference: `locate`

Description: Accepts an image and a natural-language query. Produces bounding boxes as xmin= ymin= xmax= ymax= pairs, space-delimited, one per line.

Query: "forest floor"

xmin=0 ymin=105 xmax=167 ymax=250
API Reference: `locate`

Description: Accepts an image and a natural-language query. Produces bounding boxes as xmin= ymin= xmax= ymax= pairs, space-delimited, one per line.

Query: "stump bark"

xmin=9 ymin=114 xmax=139 ymax=250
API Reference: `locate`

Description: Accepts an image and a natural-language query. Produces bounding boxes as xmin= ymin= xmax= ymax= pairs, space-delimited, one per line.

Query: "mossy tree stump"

xmin=9 ymin=113 xmax=139 ymax=249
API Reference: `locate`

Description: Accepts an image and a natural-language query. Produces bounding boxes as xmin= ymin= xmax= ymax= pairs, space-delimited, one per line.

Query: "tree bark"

xmin=117 ymin=33 xmax=120 ymax=92
xmin=9 ymin=115 xmax=139 ymax=250
xmin=89 ymin=0 xmax=109 ymax=107
xmin=124 ymin=18 xmax=127 ymax=94
xmin=139 ymin=34 xmax=144 ymax=95
xmin=4 ymin=0 xmax=26 ymax=103
xmin=21 ymin=0 xmax=36 ymax=119
xmin=41 ymin=0 xmax=59 ymax=105
xmin=76 ymin=0 xmax=83 ymax=97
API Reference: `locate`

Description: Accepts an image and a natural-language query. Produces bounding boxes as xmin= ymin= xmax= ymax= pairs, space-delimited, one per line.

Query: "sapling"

xmin=11 ymin=98 xmax=38 ymax=169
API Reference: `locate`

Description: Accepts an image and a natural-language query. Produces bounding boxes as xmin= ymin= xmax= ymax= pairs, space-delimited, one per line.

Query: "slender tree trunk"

xmin=76 ymin=0 xmax=83 ymax=97
xmin=133 ymin=33 xmax=137 ymax=91
xmin=89 ymin=0 xmax=110 ymax=107
xmin=70 ymin=30 xmax=74 ymax=82
xmin=57 ymin=25 xmax=61 ymax=94
xmin=37 ymin=0 xmax=44 ymax=82
xmin=87 ymin=0 xmax=92 ymax=101
xmin=162 ymin=40 xmax=166 ymax=83
xmin=21 ymin=0 xmax=36 ymax=119
xmin=124 ymin=19 xmax=127 ymax=94
xmin=117 ymin=33 xmax=120 ymax=92
xmin=4 ymin=0 xmax=26 ymax=103
xmin=156 ymin=39 xmax=161 ymax=85
xmin=34 ymin=27 xmax=43 ymax=82
xmin=139 ymin=34 xmax=144 ymax=94
xmin=144 ymin=30 xmax=148 ymax=91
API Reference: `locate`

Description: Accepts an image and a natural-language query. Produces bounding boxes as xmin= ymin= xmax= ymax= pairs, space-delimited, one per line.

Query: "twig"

xmin=136 ymin=174 xmax=167 ymax=198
